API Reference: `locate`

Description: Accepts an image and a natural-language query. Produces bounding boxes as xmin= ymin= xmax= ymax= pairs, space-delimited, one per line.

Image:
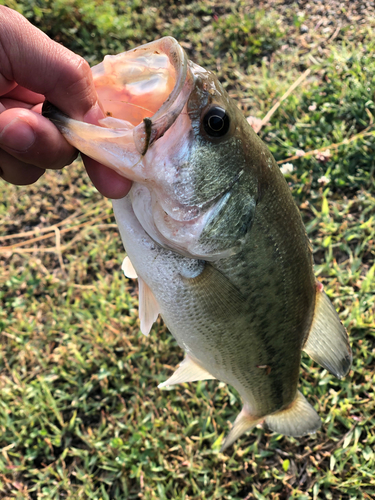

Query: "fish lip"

xmin=131 ymin=37 xmax=194 ymax=155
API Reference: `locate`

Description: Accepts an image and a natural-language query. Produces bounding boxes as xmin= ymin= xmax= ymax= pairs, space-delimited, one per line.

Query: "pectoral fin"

xmin=182 ymin=262 xmax=246 ymax=317
xmin=138 ymin=276 xmax=159 ymax=336
xmin=158 ymin=355 xmax=216 ymax=388
xmin=265 ymin=391 xmax=321 ymax=437
xmin=122 ymin=256 xmax=138 ymax=279
xmin=303 ymin=284 xmax=352 ymax=379
xmin=122 ymin=257 xmax=157 ymax=335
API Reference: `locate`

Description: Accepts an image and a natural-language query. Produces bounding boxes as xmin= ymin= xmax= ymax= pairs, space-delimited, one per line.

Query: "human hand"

xmin=0 ymin=6 xmax=132 ymax=198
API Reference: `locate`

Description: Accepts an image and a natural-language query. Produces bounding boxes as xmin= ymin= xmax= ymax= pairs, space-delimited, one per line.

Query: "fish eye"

xmin=203 ymin=107 xmax=230 ymax=138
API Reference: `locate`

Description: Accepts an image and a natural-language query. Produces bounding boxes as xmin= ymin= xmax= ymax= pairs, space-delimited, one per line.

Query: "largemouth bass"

xmin=43 ymin=37 xmax=352 ymax=450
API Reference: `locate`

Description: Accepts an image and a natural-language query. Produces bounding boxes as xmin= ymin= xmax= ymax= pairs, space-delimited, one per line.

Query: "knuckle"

xmin=63 ymin=56 xmax=95 ymax=106
xmin=48 ymin=143 xmax=78 ymax=170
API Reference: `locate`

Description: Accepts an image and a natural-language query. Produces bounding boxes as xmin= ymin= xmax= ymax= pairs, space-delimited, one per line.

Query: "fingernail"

xmin=83 ymin=102 xmax=105 ymax=125
xmin=0 ymin=118 xmax=36 ymax=152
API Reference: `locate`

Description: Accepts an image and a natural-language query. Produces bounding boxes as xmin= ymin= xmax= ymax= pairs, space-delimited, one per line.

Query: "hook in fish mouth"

xmin=42 ymin=37 xmax=195 ymax=175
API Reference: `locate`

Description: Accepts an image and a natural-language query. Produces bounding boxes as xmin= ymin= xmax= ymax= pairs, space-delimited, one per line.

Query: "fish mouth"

xmin=93 ymin=37 xmax=192 ymax=155
xmin=42 ymin=37 xmax=194 ymax=178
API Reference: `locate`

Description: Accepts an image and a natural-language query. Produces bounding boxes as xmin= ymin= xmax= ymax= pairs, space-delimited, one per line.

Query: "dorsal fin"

xmin=303 ymin=284 xmax=352 ymax=379
xmin=138 ymin=276 xmax=159 ymax=336
xmin=158 ymin=355 xmax=216 ymax=388
xmin=121 ymin=256 xmax=138 ymax=279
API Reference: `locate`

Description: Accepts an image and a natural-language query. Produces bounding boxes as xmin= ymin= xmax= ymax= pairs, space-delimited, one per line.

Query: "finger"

xmin=0 ymin=108 xmax=77 ymax=170
xmin=83 ymin=156 xmax=133 ymax=199
xmin=0 ymin=74 xmax=17 ymax=95
xmin=2 ymin=85 xmax=45 ymax=105
xmin=1 ymin=98 xmax=35 ymax=110
xmin=0 ymin=6 xmax=102 ymax=121
xmin=32 ymin=103 xmax=43 ymax=113
xmin=0 ymin=149 xmax=44 ymax=185
xmin=0 ymin=6 xmax=132 ymax=193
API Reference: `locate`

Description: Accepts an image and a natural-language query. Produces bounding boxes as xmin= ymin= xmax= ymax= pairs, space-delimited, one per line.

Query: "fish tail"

xmin=264 ymin=390 xmax=321 ymax=437
xmin=221 ymin=391 xmax=321 ymax=452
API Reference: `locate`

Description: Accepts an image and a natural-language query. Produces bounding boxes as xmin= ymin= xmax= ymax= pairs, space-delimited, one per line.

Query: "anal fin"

xmin=122 ymin=256 xmax=138 ymax=279
xmin=138 ymin=276 xmax=159 ymax=336
xmin=265 ymin=391 xmax=321 ymax=437
xmin=303 ymin=284 xmax=352 ymax=379
xmin=158 ymin=355 xmax=216 ymax=388
xmin=221 ymin=407 xmax=262 ymax=452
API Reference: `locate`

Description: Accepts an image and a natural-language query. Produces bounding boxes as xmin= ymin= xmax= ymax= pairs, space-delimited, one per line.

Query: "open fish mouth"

xmin=42 ymin=37 xmax=194 ymax=179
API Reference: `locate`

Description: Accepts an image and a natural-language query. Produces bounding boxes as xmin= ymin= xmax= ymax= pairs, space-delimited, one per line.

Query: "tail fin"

xmin=303 ymin=284 xmax=352 ymax=379
xmin=265 ymin=391 xmax=321 ymax=437
xmin=221 ymin=391 xmax=321 ymax=452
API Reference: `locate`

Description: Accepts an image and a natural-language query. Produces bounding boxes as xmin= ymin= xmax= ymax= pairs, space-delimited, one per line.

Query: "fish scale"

xmin=43 ymin=36 xmax=352 ymax=451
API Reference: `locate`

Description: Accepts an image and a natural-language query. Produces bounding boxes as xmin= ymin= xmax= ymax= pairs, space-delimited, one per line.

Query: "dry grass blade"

xmin=278 ymin=127 xmax=375 ymax=165
xmin=0 ymin=223 xmax=118 ymax=256
xmin=0 ymin=213 xmax=115 ymax=252
xmin=0 ymin=198 xmax=110 ymax=242
xmin=53 ymin=226 xmax=66 ymax=276
xmin=253 ymin=68 xmax=312 ymax=133
xmin=0 ymin=209 xmax=82 ymax=241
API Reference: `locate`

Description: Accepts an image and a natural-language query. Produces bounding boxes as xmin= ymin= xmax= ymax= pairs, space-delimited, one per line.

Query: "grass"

xmin=0 ymin=1 xmax=375 ymax=498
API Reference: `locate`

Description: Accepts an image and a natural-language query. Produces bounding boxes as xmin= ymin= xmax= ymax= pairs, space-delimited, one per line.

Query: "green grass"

xmin=1 ymin=1 xmax=375 ymax=499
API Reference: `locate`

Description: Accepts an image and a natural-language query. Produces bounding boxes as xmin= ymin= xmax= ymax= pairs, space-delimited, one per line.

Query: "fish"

xmin=42 ymin=37 xmax=352 ymax=451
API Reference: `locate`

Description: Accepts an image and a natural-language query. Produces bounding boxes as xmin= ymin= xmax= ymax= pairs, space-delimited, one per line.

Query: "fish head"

xmin=43 ymin=37 xmax=275 ymax=259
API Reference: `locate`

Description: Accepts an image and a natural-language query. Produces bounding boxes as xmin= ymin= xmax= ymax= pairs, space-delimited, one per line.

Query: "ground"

xmin=0 ymin=1 xmax=374 ymax=499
